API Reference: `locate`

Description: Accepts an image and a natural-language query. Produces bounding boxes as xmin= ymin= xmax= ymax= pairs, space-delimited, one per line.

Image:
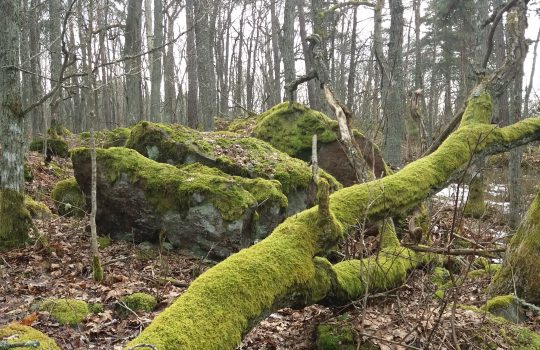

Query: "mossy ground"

xmin=0 ymin=323 xmax=60 ymax=350
xmin=117 ymin=292 xmax=157 ymax=317
xmin=37 ymin=298 xmax=90 ymax=326
xmin=51 ymin=177 xmax=86 ymax=216
xmin=29 ymin=138 xmax=69 ymax=158
xmin=316 ymin=323 xmax=356 ymax=350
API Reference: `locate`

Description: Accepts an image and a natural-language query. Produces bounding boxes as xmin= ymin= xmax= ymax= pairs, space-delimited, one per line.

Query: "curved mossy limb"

xmin=37 ymin=298 xmax=90 ymax=326
xmin=0 ymin=189 xmax=32 ymax=249
xmin=491 ymin=183 xmax=540 ymax=303
xmin=127 ymin=91 xmax=540 ymax=349
xmin=125 ymin=121 xmax=340 ymax=195
xmin=51 ymin=177 xmax=86 ymax=217
xmin=0 ymin=323 xmax=60 ymax=350
xmin=29 ymin=138 xmax=69 ymax=158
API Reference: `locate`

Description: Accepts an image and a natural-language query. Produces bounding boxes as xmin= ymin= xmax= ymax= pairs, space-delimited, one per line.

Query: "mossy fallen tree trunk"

xmin=491 ymin=182 xmax=540 ymax=302
xmin=126 ymin=91 xmax=540 ymax=349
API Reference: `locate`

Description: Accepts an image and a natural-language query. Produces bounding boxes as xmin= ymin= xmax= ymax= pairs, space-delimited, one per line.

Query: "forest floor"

xmin=2 ymin=146 xmax=540 ymax=349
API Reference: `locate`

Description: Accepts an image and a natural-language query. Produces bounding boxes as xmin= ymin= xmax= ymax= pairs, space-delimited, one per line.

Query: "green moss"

xmin=72 ymin=147 xmax=261 ymax=221
xmin=103 ymin=127 xmax=131 ymax=148
xmin=125 ymin=91 xmax=540 ymax=349
xmin=97 ymin=236 xmax=112 ymax=248
xmin=179 ymin=163 xmax=288 ymax=210
xmin=29 ymin=138 xmax=69 ymax=158
xmin=38 ymin=298 xmax=90 ymax=326
xmin=459 ymin=91 xmax=493 ymax=126
xmin=491 ymin=181 xmax=540 ymax=300
xmin=24 ymin=162 xmax=33 ymax=182
xmin=89 ymin=303 xmax=104 ymax=314
xmin=483 ymin=295 xmax=515 ymax=312
xmin=431 ymin=267 xmax=450 ymax=287
xmin=316 ymin=323 xmax=356 ymax=350
xmin=24 ymin=196 xmax=52 ymax=219
xmin=0 ymin=323 xmax=60 ymax=350
xmin=463 ymin=174 xmax=487 ymax=218
xmin=125 ymin=121 xmax=341 ymax=194
xmin=118 ymin=292 xmax=157 ymax=316
xmin=51 ymin=177 xmax=86 ymax=217
xmin=93 ymin=255 xmax=104 ymax=282
xmin=467 ymin=264 xmax=500 ymax=280
xmin=0 ymin=189 xmax=32 ymax=249
xmin=48 ymin=119 xmax=71 ymax=138
xmin=253 ymin=102 xmax=338 ymax=157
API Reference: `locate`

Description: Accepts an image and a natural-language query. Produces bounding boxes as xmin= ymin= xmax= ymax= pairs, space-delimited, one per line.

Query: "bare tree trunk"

xmin=346 ymin=7 xmax=358 ymax=110
xmin=163 ymin=9 xmax=177 ymax=123
xmin=150 ymin=0 xmax=163 ymax=121
xmin=270 ymin=0 xmax=281 ymax=106
xmin=281 ymin=0 xmax=296 ymax=100
xmin=29 ymin=0 xmax=44 ymax=134
xmin=298 ymin=0 xmax=321 ymax=110
xmin=382 ymin=0 xmax=405 ymax=167
xmin=195 ymin=0 xmax=216 ymax=130
xmin=49 ymin=0 xmax=63 ymax=127
xmin=185 ymin=0 xmax=199 ymax=128
xmin=233 ymin=1 xmax=246 ymax=115
xmin=86 ymin=0 xmax=103 ymax=282
xmin=124 ymin=0 xmax=144 ymax=123
xmin=98 ymin=2 xmax=111 ymax=129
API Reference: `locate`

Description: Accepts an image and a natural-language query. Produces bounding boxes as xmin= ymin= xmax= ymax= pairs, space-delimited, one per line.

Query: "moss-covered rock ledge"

xmin=126 ymin=90 xmax=540 ymax=349
xmin=125 ymin=121 xmax=340 ymax=214
xmin=253 ymin=102 xmax=389 ymax=185
xmin=71 ymin=147 xmax=288 ymax=259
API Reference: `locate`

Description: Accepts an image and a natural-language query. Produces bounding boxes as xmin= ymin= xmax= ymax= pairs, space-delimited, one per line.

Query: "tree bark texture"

xmin=0 ymin=0 xmax=32 ymax=248
xmin=150 ymin=0 xmax=163 ymax=121
xmin=382 ymin=0 xmax=405 ymax=167
xmin=124 ymin=0 xmax=144 ymax=123
xmin=185 ymin=0 xmax=199 ymax=128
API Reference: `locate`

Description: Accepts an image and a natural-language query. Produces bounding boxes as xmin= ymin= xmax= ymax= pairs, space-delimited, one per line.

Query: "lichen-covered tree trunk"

xmin=126 ymin=89 xmax=540 ymax=349
xmin=491 ymin=184 xmax=540 ymax=303
xmin=0 ymin=0 xmax=32 ymax=249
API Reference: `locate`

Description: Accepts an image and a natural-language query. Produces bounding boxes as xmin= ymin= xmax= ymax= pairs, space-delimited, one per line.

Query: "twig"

xmin=357 ymin=331 xmax=422 ymax=350
xmin=404 ymin=245 xmax=505 ymax=257
xmin=0 ymin=341 xmax=39 ymax=349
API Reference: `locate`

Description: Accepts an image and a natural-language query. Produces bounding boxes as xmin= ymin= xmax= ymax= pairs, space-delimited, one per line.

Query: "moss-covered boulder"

xmin=0 ymin=323 xmax=60 ymax=350
xmin=37 ymin=298 xmax=90 ymax=326
xmin=29 ymin=138 xmax=69 ymax=158
xmin=254 ymin=102 xmax=338 ymax=157
xmin=24 ymin=196 xmax=52 ymax=219
xmin=117 ymin=292 xmax=157 ymax=317
xmin=125 ymin=121 xmax=340 ymax=214
xmin=103 ymin=127 xmax=131 ymax=148
xmin=51 ymin=177 xmax=86 ymax=216
xmin=71 ymin=147 xmax=287 ymax=258
xmin=482 ymin=295 xmax=525 ymax=324
xmin=253 ymin=102 xmax=388 ymax=185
